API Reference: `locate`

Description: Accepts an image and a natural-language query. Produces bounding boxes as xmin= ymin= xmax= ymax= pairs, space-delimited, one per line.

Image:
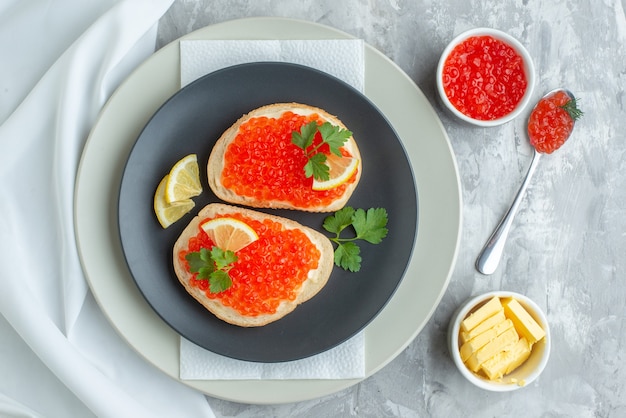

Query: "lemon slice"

xmin=312 ymin=154 xmax=359 ymax=191
xmin=165 ymin=154 xmax=202 ymax=203
xmin=201 ymin=217 xmax=259 ymax=252
xmin=154 ymin=175 xmax=195 ymax=228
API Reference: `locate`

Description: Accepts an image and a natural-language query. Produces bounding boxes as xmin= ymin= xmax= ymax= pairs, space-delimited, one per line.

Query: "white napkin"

xmin=181 ymin=332 xmax=365 ymax=380
xmin=0 ymin=1 xmax=215 ymax=417
xmin=178 ymin=39 xmax=366 ymax=380
xmin=180 ymin=39 xmax=364 ymax=90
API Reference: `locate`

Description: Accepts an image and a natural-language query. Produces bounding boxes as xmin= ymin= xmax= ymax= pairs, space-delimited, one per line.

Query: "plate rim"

xmin=75 ymin=16 xmax=462 ymax=404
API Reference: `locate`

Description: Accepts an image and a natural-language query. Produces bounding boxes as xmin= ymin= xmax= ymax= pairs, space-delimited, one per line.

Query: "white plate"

xmin=75 ymin=17 xmax=462 ymax=404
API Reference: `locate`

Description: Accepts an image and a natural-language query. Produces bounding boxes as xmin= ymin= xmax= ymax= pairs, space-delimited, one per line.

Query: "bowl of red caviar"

xmin=436 ymin=28 xmax=536 ymax=127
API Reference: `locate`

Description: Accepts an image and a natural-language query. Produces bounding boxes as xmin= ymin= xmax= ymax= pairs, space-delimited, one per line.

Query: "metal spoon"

xmin=475 ymin=88 xmax=577 ymax=275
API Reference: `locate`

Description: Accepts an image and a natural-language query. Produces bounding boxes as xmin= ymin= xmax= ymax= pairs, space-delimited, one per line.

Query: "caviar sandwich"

xmin=207 ymin=103 xmax=362 ymax=212
xmin=173 ymin=203 xmax=334 ymax=327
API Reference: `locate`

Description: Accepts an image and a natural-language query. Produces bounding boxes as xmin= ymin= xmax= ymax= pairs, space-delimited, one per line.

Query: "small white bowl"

xmin=447 ymin=291 xmax=550 ymax=391
xmin=436 ymin=27 xmax=536 ymax=127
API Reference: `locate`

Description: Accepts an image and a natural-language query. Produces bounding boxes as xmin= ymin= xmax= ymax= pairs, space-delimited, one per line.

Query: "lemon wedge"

xmin=312 ymin=154 xmax=359 ymax=191
xmin=165 ymin=154 xmax=202 ymax=203
xmin=154 ymin=175 xmax=195 ymax=228
xmin=200 ymin=217 xmax=259 ymax=252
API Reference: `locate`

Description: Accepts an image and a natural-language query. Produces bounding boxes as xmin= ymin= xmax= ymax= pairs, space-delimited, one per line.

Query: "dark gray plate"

xmin=118 ymin=62 xmax=417 ymax=363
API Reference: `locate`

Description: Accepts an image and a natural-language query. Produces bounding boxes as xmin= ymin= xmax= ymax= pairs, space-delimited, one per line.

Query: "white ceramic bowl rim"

xmin=448 ymin=291 xmax=551 ymax=391
xmin=436 ymin=27 xmax=536 ymax=127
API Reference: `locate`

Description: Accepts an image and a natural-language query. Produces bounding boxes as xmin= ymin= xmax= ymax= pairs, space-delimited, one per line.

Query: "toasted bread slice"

xmin=207 ymin=103 xmax=361 ymax=212
xmin=173 ymin=203 xmax=334 ymax=327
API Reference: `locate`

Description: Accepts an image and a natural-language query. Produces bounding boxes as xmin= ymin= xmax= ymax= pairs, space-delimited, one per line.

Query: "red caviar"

xmin=221 ymin=112 xmax=356 ymax=207
xmin=442 ymin=35 xmax=527 ymax=120
xmin=527 ymin=90 xmax=577 ymax=154
xmin=179 ymin=213 xmax=321 ymax=317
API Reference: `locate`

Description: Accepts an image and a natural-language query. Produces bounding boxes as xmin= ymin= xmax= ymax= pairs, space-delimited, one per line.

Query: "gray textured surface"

xmin=156 ymin=1 xmax=626 ymax=416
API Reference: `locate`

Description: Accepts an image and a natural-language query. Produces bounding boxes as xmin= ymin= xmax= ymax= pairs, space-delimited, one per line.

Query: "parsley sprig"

xmin=323 ymin=207 xmax=389 ymax=272
xmin=185 ymin=247 xmax=238 ymax=293
xmin=291 ymin=121 xmax=353 ymax=181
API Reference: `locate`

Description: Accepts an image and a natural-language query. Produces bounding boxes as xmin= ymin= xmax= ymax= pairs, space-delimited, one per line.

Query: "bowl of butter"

xmin=448 ymin=291 xmax=550 ymax=391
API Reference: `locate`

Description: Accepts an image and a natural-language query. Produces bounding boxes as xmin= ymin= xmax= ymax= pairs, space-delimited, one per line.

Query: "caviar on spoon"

xmin=476 ymin=89 xmax=583 ymax=275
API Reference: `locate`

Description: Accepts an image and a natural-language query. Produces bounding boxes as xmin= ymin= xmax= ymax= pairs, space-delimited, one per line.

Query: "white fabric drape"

xmin=0 ymin=1 xmax=215 ymax=416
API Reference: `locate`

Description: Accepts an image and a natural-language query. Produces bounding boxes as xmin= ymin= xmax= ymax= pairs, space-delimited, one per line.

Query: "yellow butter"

xmin=481 ymin=337 xmax=532 ymax=380
xmin=465 ymin=327 xmax=519 ymax=372
xmin=461 ymin=296 xmax=503 ymax=333
xmin=502 ymin=298 xmax=545 ymax=344
xmin=459 ymin=319 xmax=514 ymax=362
xmin=460 ymin=310 xmax=506 ymax=344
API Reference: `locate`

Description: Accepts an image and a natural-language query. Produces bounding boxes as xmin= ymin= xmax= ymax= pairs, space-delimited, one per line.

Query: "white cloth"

xmin=0 ymin=1 xmax=215 ymax=417
xmin=178 ymin=39 xmax=366 ymax=380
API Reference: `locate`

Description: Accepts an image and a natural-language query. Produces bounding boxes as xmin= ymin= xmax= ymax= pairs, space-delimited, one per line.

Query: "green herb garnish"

xmin=291 ymin=121 xmax=353 ymax=181
xmin=323 ymin=207 xmax=389 ymax=272
xmin=561 ymin=96 xmax=584 ymax=121
xmin=185 ymin=247 xmax=238 ymax=293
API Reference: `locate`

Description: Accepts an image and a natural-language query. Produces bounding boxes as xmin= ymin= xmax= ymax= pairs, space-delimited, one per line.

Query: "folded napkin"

xmin=179 ymin=39 xmax=366 ymax=380
xmin=180 ymin=39 xmax=364 ymax=90
xmin=0 ymin=1 xmax=215 ymax=417
xmin=181 ymin=332 xmax=365 ymax=380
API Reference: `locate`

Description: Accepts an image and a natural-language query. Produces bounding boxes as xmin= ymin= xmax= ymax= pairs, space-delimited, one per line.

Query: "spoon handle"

xmin=475 ymin=149 xmax=542 ymax=275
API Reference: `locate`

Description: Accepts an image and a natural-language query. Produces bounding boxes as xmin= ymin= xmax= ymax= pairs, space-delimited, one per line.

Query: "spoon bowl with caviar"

xmin=475 ymin=88 xmax=583 ymax=275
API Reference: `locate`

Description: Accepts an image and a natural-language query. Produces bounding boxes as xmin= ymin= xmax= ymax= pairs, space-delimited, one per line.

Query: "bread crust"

xmin=173 ymin=203 xmax=334 ymax=327
xmin=207 ymin=103 xmax=362 ymax=212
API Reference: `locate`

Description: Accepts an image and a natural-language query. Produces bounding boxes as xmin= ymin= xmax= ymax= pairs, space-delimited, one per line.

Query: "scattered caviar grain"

xmin=181 ymin=213 xmax=321 ymax=317
xmin=221 ymin=112 xmax=357 ymax=207
xmin=442 ymin=35 xmax=528 ymax=120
